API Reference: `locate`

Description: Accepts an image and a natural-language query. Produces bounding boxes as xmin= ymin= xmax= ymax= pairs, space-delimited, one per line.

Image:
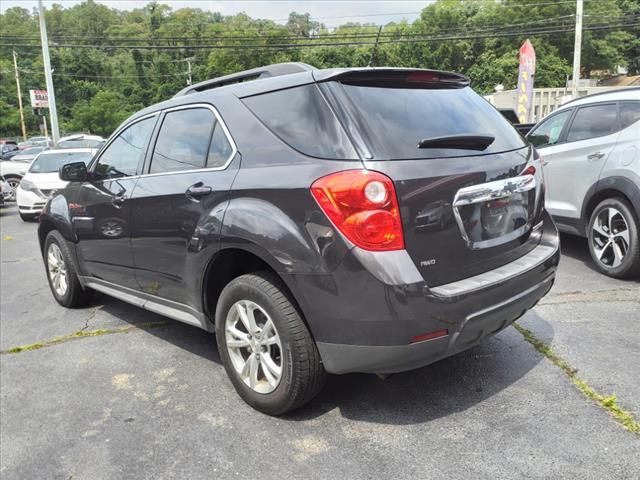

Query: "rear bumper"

xmin=286 ymin=210 xmax=560 ymax=374
xmin=317 ymin=274 xmax=553 ymax=374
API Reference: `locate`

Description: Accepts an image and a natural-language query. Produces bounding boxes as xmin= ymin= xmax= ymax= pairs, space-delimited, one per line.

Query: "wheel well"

xmin=202 ymin=248 xmax=303 ymax=325
xmin=584 ymin=189 xmax=636 ymax=224
xmin=38 ymin=220 xmax=56 ymax=254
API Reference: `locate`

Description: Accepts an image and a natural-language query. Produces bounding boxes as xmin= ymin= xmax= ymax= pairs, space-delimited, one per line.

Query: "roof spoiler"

xmin=313 ymin=68 xmax=470 ymax=89
xmin=174 ymin=62 xmax=317 ymax=97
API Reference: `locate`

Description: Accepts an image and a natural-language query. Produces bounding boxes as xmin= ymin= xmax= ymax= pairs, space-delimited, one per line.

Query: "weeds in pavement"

xmin=514 ymin=323 xmax=640 ymax=435
xmin=1 ymin=321 xmax=167 ymax=354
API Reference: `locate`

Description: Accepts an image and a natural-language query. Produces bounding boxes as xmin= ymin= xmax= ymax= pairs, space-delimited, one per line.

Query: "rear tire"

xmin=587 ymin=198 xmax=640 ymax=278
xmin=215 ymin=272 xmax=326 ymax=415
xmin=44 ymin=230 xmax=93 ymax=307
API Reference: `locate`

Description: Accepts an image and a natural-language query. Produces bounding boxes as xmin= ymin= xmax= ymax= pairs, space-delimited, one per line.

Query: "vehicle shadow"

xmin=99 ymin=294 xmax=551 ymax=425
xmin=559 ymin=232 xmax=599 ymax=272
xmin=559 ymin=232 xmax=640 ymax=281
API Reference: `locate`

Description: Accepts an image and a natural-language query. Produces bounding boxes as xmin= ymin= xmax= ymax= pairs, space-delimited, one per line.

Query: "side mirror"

xmin=59 ymin=161 xmax=88 ymax=182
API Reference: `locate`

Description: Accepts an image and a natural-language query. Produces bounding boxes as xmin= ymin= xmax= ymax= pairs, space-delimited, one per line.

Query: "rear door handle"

xmin=587 ymin=152 xmax=606 ymax=160
xmin=185 ymin=183 xmax=212 ymax=202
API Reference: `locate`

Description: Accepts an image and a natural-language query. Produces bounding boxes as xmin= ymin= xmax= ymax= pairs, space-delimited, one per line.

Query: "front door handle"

xmin=587 ymin=152 xmax=606 ymax=160
xmin=185 ymin=182 xmax=212 ymax=202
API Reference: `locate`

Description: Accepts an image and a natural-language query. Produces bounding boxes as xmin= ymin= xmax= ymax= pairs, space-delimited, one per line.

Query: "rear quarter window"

xmin=241 ymin=84 xmax=358 ymax=160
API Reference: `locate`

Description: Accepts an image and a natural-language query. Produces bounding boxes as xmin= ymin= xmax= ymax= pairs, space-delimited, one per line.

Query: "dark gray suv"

xmin=38 ymin=63 xmax=560 ymax=414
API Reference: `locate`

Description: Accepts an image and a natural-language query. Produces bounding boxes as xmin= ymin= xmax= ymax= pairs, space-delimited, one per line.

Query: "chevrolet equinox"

xmin=38 ymin=63 xmax=560 ymax=415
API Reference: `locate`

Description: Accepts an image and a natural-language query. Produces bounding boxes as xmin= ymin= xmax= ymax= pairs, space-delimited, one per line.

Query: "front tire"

xmin=215 ymin=272 xmax=326 ymax=415
xmin=587 ymin=198 xmax=640 ymax=278
xmin=44 ymin=230 xmax=93 ymax=307
xmin=4 ymin=177 xmax=20 ymax=202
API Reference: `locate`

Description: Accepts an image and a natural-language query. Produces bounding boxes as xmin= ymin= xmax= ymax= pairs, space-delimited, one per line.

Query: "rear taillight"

xmin=311 ymin=169 xmax=404 ymax=251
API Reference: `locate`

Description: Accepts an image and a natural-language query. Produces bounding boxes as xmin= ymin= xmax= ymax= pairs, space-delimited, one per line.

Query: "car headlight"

xmin=19 ymin=178 xmax=34 ymax=191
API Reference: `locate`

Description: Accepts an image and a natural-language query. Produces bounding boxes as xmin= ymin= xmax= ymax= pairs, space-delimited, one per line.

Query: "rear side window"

xmin=242 ymin=84 xmax=358 ymax=160
xmin=208 ymin=123 xmax=234 ymax=168
xmin=325 ymin=84 xmax=525 ymax=160
xmin=566 ymin=104 xmax=617 ymax=142
xmin=620 ymin=102 xmax=640 ymax=129
xmin=150 ymin=108 xmax=215 ymax=173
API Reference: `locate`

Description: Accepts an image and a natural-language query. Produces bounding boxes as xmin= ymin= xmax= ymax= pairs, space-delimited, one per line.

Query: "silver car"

xmin=527 ymin=88 xmax=640 ymax=278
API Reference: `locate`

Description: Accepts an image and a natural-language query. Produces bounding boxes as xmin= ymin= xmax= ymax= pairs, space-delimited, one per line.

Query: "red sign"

xmin=516 ymin=40 xmax=536 ymax=123
xmin=29 ymin=89 xmax=49 ymax=109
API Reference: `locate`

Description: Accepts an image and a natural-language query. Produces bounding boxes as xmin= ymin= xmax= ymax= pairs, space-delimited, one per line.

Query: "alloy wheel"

xmin=47 ymin=243 xmax=68 ymax=297
xmin=225 ymin=299 xmax=283 ymax=394
xmin=591 ymin=207 xmax=630 ymax=268
xmin=6 ymin=179 xmax=19 ymax=202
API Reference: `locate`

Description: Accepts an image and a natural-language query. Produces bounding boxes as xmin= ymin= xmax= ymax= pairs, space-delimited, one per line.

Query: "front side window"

xmin=150 ymin=108 xmax=216 ymax=174
xmin=566 ymin=104 xmax=618 ymax=142
xmin=95 ymin=116 xmax=156 ymax=179
xmin=527 ymin=109 xmax=573 ymax=148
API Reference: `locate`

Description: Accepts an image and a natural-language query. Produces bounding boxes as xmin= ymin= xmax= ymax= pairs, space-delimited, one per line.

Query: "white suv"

xmin=527 ymin=88 xmax=640 ymax=278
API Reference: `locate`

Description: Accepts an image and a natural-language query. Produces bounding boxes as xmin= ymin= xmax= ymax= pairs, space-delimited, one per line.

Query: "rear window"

xmin=325 ymin=83 xmax=525 ymax=160
xmin=29 ymin=152 xmax=93 ymax=173
xmin=57 ymin=138 xmax=103 ymax=149
xmin=242 ymin=84 xmax=358 ymax=160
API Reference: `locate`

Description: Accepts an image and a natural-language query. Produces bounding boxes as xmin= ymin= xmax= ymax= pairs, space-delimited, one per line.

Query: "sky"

xmin=0 ymin=0 xmax=428 ymax=26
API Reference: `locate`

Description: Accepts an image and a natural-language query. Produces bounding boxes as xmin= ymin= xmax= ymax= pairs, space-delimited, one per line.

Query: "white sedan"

xmin=16 ymin=148 xmax=96 ymax=221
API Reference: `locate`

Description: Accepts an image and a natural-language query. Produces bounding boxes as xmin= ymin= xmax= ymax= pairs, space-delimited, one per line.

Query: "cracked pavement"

xmin=1 ymin=205 xmax=638 ymax=479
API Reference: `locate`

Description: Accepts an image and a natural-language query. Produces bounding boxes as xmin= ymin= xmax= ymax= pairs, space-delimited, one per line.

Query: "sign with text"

xmin=29 ymin=89 xmax=49 ymax=109
xmin=516 ymin=39 xmax=536 ymax=123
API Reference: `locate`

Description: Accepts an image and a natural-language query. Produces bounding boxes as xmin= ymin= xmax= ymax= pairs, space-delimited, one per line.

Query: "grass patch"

xmin=514 ymin=323 xmax=640 ymax=435
xmin=2 ymin=321 xmax=167 ymax=355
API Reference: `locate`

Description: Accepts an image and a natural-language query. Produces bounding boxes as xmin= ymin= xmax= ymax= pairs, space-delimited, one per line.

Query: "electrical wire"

xmin=1 ymin=20 xmax=637 ymax=52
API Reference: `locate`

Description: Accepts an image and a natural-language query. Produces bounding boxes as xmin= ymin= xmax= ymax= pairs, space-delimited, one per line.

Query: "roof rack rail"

xmin=174 ymin=62 xmax=316 ymax=97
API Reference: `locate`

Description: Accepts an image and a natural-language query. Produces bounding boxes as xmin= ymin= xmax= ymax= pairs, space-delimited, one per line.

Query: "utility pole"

xmin=367 ymin=26 xmax=383 ymax=67
xmin=186 ymin=57 xmax=193 ymax=86
xmin=12 ymin=51 xmax=27 ymax=141
xmin=571 ymin=0 xmax=583 ymax=99
xmin=38 ymin=0 xmax=60 ymax=143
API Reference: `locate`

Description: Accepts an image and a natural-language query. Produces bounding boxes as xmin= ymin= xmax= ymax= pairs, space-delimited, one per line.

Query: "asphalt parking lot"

xmin=1 ymin=203 xmax=638 ymax=479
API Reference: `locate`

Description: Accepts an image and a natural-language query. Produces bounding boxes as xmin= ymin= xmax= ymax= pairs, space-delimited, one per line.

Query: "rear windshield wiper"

xmin=417 ymin=134 xmax=495 ymax=151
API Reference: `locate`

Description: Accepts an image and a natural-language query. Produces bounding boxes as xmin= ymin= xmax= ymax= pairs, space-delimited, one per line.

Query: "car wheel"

xmin=587 ymin=198 xmax=640 ymax=278
xmin=44 ymin=230 xmax=93 ymax=307
xmin=5 ymin=177 xmax=20 ymax=202
xmin=216 ymin=272 xmax=326 ymax=415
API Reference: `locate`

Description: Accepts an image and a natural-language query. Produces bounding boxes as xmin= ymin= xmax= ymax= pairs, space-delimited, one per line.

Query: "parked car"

xmin=16 ymin=148 xmax=96 ymax=221
xmin=0 ymin=155 xmax=33 ymax=202
xmin=0 ymin=142 xmax=20 ymax=160
xmin=527 ymin=88 xmax=640 ymax=278
xmin=11 ymin=146 xmax=48 ymax=163
xmin=499 ymin=108 xmax=536 ymax=136
xmin=0 ymin=176 xmax=10 ymax=207
xmin=18 ymin=136 xmax=51 ymax=149
xmin=38 ymin=63 xmax=559 ymax=414
xmin=55 ymin=134 xmax=105 ymax=150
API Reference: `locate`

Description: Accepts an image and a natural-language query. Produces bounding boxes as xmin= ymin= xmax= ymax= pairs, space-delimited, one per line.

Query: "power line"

xmin=1 ymin=21 xmax=636 ymax=51
xmin=1 ymin=14 xmax=635 ymax=45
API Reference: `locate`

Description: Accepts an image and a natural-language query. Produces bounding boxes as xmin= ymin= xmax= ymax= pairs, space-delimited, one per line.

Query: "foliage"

xmin=0 ymin=0 xmax=636 ymax=138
